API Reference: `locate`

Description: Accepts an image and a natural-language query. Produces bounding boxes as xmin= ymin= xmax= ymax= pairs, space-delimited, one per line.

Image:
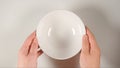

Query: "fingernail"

xmin=37 ymin=48 xmax=41 ymax=51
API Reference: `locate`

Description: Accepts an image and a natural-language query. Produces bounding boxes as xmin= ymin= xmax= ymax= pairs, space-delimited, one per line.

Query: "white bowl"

xmin=36 ymin=10 xmax=86 ymax=60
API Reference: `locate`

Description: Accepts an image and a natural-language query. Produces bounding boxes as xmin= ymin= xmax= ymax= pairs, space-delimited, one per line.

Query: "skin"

xmin=80 ymin=27 xmax=101 ymax=68
xmin=18 ymin=27 xmax=100 ymax=68
xmin=17 ymin=31 xmax=43 ymax=68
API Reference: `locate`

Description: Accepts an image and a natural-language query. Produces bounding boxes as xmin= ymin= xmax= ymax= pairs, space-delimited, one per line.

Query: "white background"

xmin=0 ymin=0 xmax=120 ymax=68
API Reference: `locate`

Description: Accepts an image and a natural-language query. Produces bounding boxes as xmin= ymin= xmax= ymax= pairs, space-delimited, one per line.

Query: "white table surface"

xmin=0 ymin=0 xmax=120 ymax=68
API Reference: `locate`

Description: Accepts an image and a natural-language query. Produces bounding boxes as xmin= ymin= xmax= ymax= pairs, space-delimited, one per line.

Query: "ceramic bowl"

xmin=36 ymin=10 xmax=86 ymax=60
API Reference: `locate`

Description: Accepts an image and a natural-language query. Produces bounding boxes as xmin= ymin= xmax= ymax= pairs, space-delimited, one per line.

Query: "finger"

xmin=20 ymin=31 xmax=36 ymax=55
xmin=37 ymin=49 xmax=43 ymax=57
xmin=29 ymin=37 xmax=38 ymax=55
xmin=86 ymin=27 xmax=98 ymax=49
xmin=82 ymin=35 xmax=90 ymax=54
xmin=36 ymin=39 xmax=43 ymax=57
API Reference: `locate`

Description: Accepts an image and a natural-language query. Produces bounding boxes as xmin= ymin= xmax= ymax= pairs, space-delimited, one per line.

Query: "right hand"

xmin=80 ymin=27 xmax=101 ymax=68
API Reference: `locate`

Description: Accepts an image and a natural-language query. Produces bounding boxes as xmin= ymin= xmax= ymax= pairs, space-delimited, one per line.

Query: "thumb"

xmin=82 ymin=35 xmax=90 ymax=54
xmin=37 ymin=49 xmax=43 ymax=57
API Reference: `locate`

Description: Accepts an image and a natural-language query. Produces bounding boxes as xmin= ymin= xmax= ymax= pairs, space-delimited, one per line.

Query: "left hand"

xmin=17 ymin=31 xmax=43 ymax=68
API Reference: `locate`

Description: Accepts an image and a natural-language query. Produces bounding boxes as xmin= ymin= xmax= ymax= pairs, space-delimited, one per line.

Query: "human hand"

xmin=17 ymin=31 xmax=43 ymax=68
xmin=80 ymin=27 xmax=101 ymax=68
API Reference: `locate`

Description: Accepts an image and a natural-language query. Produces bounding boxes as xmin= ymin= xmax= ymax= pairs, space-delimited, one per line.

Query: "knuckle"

xmin=18 ymin=51 xmax=24 ymax=55
xmin=29 ymin=52 xmax=36 ymax=56
xmin=82 ymin=51 xmax=89 ymax=55
xmin=95 ymin=48 xmax=101 ymax=55
xmin=18 ymin=49 xmax=27 ymax=56
xmin=92 ymin=47 xmax=101 ymax=56
xmin=33 ymin=42 xmax=36 ymax=46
